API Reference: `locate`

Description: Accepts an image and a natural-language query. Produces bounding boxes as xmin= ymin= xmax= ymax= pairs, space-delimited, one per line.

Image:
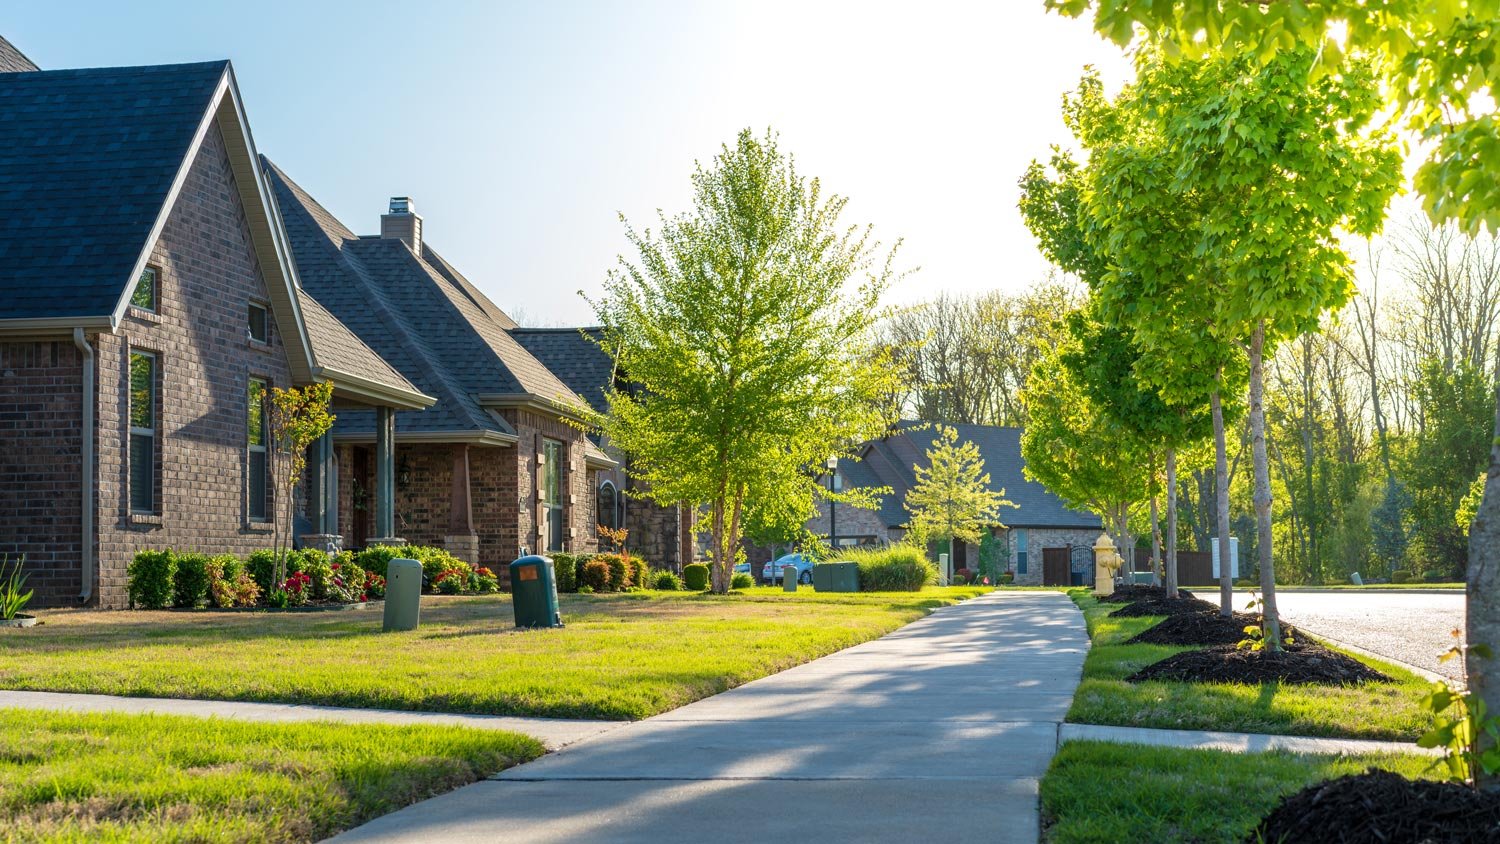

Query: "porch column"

xmin=370 ymin=406 xmax=403 ymax=546
xmin=445 ymin=444 xmax=480 ymax=563
xmin=299 ymin=431 xmax=343 ymax=554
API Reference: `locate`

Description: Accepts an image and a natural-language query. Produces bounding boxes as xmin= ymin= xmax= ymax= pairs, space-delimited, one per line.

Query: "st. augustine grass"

xmin=0 ymin=588 xmax=985 ymax=721
xmin=1065 ymin=590 xmax=1434 ymax=740
xmin=0 ymin=707 xmax=540 ymax=843
xmin=1040 ymin=740 xmax=1437 ymax=843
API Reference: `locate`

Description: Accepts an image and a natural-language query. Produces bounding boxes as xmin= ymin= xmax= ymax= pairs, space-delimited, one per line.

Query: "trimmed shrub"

xmin=730 ymin=572 xmax=755 ymax=590
xmin=630 ymin=556 xmax=649 ymax=590
xmin=1234 ymin=578 xmax=1256 ymax=587
xmin=407 ymin=546 xmax=472 ymax=587
xmin=355 ymin=545 xmax=403 ymax=579
xmin=846 ymin=544 xmax=934 ymax=592
xmin=552 ymin=553 xmax=578 ymax=593
xmin=683 ymin=563 xmax=710 ymax=591
xmin=999 ymin=571 xmax=1015 ymax=584
xmin=595 ymin=553 xmax=630 ymax=592
xmin=1390 ymin=570 xmax=1413 ymax=584
xmin=1421 ymin=569 xmax=1446 ymax=583
xmin=172 ymin=552 xmax=211 ymax=608
xmin=245 ymin=549 xmax=278 ymax=595
xmin=127 ymin=550 xmax=177 ymax=610
xmin=581 ymin=560 xmax=610 ymax=592
xmin=953 ymin=567 xmax=973 ymax=586
xmin=651 ymin=569 xmax=684 ymax=591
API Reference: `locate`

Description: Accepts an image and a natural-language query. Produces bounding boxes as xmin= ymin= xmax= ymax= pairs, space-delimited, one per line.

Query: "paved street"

xmin=328 ymin=592 xmax=1088 ymax=844
xmin=1222 ymin=591 xmax=1464 ymax=681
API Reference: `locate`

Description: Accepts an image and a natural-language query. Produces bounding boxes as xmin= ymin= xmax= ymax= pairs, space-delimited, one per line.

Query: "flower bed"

xmin=125 ymin=544 xmax=499 ymax=611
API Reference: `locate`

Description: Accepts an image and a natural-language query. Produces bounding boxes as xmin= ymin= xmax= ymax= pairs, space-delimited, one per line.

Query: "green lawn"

xmin=1066 ymin=590 xmax=1434 ymax=740
xmin=1185 ymin=584 xmax=1464 ymax=591
xmin=1040 ymin=740 xmax=1437 ymax=843
xmin=0 ymin=588 xmax=986 ymax=720
xmin=0 ymin=707 xmax=540 ymax=843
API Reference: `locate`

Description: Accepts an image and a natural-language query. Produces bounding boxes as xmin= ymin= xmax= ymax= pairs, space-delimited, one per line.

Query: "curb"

xmin=1058 ymin=722 xmax=1439 ymax=758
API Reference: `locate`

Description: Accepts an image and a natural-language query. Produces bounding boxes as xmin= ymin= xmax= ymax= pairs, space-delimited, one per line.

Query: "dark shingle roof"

xmin=263 ymin=157 xmax=588 ymax=439
xmin=0 ymin=36 xmax=38 ymax=73
xmin=0 ymin=62 xmax=227 ymax=321
xmin=510 ymin=327 xmax=612 ymax=414
xmin=845 ymin=421 xmax=1102 ymax=531
xmin=298 ymin=292 xmax=422 ymax=396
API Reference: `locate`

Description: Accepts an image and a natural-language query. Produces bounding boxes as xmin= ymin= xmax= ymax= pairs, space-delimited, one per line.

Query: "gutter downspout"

xmin=72 ymin=328 xmax=95 ymax=605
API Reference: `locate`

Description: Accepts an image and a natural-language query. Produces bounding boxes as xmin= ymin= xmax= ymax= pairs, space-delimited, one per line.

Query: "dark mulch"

xmin=1098 ymin=585 xmax=1169 ymax=604
xmin=1125 ymin=610 xmax=1281 ymax=647
xmin=1109 ymin=593 xmax=1220 ymax=618
xmin=1248 ymin=769 xmax=1500 ymax=844
xmin=1126 ymin=640 xmax=1391 ymax=685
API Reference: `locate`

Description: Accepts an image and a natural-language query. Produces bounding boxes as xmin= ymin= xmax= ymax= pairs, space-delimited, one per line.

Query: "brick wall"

xmin=92 ymin=123 xmax=294 ymax=607
xmin=0 ymin=341 xmax=86 ymax=605
xmin=1002 ymin=526 xmax=1101 ymax=586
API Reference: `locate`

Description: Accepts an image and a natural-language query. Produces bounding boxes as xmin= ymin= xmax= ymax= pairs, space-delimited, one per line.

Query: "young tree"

xmin=591 ymin=129 xmax=901 ymax=593
xmin=1021 ymin=332 xmax=1153 ymax=565
xmin=265 ymin=382 xmax=335 ymax=592
xmin=905 ymin=426 xmax=1017 ymax=570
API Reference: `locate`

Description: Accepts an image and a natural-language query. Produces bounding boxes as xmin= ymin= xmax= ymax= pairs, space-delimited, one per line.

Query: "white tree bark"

xmin=1166 ymin=446 xmax=1179 ymax=599
xmin=1150 ymin=494 xmax=1163 ymax=587
xmin=1213 ymin=387 xmax=1234 ymax=618
xmin=1467 ymin=341 xmax=1500 ymax=790
xmin=1250 ymin=321 xmax=1283 ymax=648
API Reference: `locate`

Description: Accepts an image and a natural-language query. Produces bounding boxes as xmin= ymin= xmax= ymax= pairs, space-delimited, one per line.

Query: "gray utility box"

xmin=814 ymin=562 xmax=860 ymax=592
xmin=383 ymin=557 xmax=422 ymax=632
xmin=510 ymin=555 xmax=563 ymax=629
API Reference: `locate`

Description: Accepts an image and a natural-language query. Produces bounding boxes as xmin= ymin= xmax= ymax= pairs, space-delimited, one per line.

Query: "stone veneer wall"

xmin=0 ymin=341 xmax=86 ymax=605
xmin=91 ymin=124 xmax=294 ymax=607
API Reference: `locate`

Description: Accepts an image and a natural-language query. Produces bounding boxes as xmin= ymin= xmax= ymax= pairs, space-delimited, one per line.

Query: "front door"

xmin=351 ymin=446 xmax=371 ymax=549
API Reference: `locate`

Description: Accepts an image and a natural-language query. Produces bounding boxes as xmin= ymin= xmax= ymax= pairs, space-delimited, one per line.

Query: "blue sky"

xmin=5 ymin=2 xmax=1133 ymax=325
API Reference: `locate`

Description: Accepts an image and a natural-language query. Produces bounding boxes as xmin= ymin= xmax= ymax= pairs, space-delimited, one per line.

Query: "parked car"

xmin=762 ymin=553 xmax=816 ymax=584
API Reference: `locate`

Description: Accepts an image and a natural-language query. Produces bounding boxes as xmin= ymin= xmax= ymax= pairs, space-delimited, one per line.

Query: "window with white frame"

xmin=131 ymin=267 xmax=159 ymax=313
xmin=248 ymin=302 xmax=269 ymax=343
xmin=248 ymin=378 xmax=269 ymax=521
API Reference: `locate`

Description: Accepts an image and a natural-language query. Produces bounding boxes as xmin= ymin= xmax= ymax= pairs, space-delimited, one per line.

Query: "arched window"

xmin=598 ymin=481 xmax=619 ymax=531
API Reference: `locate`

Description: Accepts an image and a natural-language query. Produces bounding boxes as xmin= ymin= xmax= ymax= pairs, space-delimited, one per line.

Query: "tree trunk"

xmin=1166 ymin=446 xmax=1179 ymax=599
xmin=1468 ymin=343 xmax=1500 ymax=790
xmin=1214 ymin=385 xmax=1234 ymax=617
xmin=709 ymin=495 xmax=729 ymax=594
xmin=1250 ymin=321 xmax=1283 ymax=649
xmin=1150 ymin=493 xmax=1163 ymax=587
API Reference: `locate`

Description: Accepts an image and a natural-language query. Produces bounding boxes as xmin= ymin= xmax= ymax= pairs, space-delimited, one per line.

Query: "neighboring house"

xmin=511 ymin=327 xmax=698 ymax=568
xmin=0 ymin=57 xmax=431 ymax=607
xmin=805 ymin=421 xmax=1103 ymax=585
xmin=262 ymin=166 xmax=620 ymax=571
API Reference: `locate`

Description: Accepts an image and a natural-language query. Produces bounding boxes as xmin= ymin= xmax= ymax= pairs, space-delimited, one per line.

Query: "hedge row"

xmin=550 ymin=552 xmax=650 ymax=593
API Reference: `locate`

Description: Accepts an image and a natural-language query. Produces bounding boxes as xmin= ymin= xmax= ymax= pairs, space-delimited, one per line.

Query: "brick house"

xmin=801 ymin=421 xmax=1102 ymax=586
xmin=0 ymin=56 xmax=432 ymax=607
xmin=261 ymin=165 xmax=621 ymax=573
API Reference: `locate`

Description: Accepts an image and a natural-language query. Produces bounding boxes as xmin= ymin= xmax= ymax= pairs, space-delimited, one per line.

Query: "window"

xmin=248 ymin=303 xmax=268 ymax=343
xmin=598 ymin=481 xmax=619 ymax=531
xmin=128 ymin=351 xmax=156 ymax=513
xmin=131 ymin=267 xmax=158 ymax=312
xmin=248 ymin=378 xmax=269 ymax=521
xmin=1016 ymin=528 xmax=1029 ymax=575
xmin=543 ymin=439 xmax=563 ymax=551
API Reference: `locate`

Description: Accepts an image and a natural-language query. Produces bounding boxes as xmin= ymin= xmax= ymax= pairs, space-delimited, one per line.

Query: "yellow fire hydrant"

xmin=1093 ymin=533 xmax=1121 ymax=597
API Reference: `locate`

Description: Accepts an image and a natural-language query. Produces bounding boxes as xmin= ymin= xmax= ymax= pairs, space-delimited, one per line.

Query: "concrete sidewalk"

xmin=329 ymin=591 xmax=1088 ymax=844
xmin=0 ymin=689 xmax=619 ymax=750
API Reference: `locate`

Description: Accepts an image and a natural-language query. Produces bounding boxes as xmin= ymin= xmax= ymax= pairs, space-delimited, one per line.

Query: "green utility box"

xmin=383 ymin=557 xmax=422 ymax=632
xmin=510 ymin=555 xmax=563 ymax=629
xmin=814 ymin=562 xmax=860 ymax=593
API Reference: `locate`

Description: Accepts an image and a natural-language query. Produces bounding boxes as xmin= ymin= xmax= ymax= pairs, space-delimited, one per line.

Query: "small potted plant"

xmin=1 ymin=555 xmax=36 ymax=628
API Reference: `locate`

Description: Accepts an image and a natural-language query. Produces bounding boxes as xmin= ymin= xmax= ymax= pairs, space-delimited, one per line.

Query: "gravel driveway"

xmin=1215 ymin=591 xmax=1465 ymax=681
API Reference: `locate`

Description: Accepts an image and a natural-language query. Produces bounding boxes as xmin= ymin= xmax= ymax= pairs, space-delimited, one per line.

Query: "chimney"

xmin=380 ymin=196 xmax=422 ymax=255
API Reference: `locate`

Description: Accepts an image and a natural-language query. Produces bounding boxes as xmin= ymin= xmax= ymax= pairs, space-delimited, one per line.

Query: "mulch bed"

xmin=1126 ymin=640 xmax=1391 ymax=685
xmin=1098 ymin=585 xmax=1168 ymax=604
xmin=1248 ymin=769 xmax=1500 ymax=843
xmin=1125 ymin=610 xmax=1280 ymax=647
xmin=1108 ymin=593 xmax=1220 ymax=618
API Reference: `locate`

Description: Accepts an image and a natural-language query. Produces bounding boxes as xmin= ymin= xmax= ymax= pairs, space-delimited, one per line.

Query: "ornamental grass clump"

xmin=651 ymin=569 xmax=684 ymax=591
xmin=0 ymin=555 xmax=33 ymax=621
xmin=845 ymin=544 xmax=935 ymax=592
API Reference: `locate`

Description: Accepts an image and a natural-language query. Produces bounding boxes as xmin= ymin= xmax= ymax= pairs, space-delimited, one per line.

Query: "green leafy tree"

xmin=1405 ymin=360 xmax=1496 ymax=577
xmin=1460 ymin=474 xmax=1488 ymax=535
xmin=904 ymin=426 xmax=1017 ymax=569
xmin=590 ymin=129 xmax=900 ymax=594
xmin=1021 ymin=329 xmax=1153 ymax=564
xmin=266 ymin=382 xmax=335 ymax=591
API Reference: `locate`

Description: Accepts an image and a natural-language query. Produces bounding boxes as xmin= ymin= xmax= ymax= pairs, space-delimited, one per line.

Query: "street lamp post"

xmin=826 ymin=456 xmax=838 ymax=550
